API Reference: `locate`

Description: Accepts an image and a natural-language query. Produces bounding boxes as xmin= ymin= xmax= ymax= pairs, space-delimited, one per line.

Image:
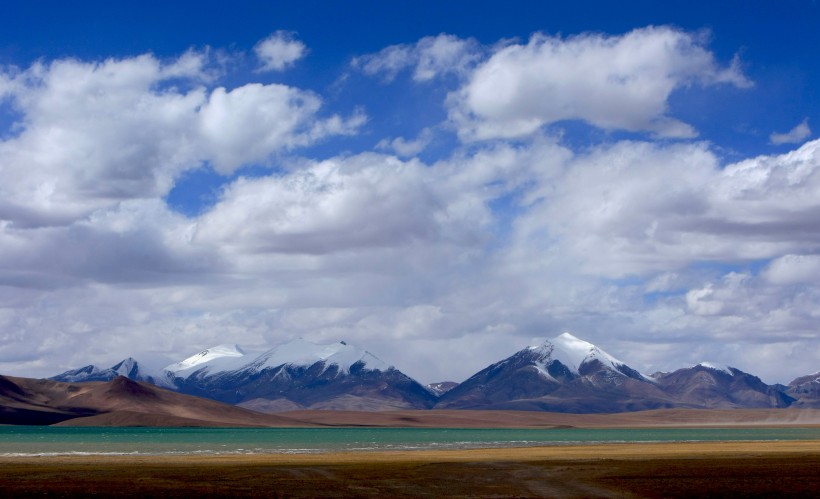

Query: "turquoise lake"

xmin=1 ymin=427 xmax=819 ymax=456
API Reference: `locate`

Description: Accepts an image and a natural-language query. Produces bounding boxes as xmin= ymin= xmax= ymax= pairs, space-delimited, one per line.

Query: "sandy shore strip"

xmin=1 ymin=439 xmax=818 ymax=464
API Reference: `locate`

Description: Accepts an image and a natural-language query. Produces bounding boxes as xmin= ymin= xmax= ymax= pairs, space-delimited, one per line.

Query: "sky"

xmin=1 ymin=1 xmax=819 ymax=385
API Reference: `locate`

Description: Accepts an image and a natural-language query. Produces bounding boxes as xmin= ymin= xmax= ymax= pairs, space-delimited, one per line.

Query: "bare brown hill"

xmin=0 ymin=375 xmax=312 ymax=427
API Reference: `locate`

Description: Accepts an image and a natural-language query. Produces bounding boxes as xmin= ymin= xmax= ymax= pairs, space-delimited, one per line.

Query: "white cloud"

xmin=449 ymin=26 xmax=751 ymax=141
xmin=376 ymin=128 xmax=433 ymax=157
xmin=764 ymin=254 xmax=820 ymax=285
xmin=198 ymin=83 xmax=360 ymax=173
xmin=254 ymin=31 xmax=307 ymax=72
xmin=353 ymin=34 xmax=480 ymax=82
xmin=193 ymin=152 xmax=493 ymax=256
xmin=0 ymin=53 xmax=362 ymax=226
xmin=353 ymin=44 xmax=412 ymax=82
xmin=770 ymin=118 xmax=811 ymax=145
xmin=0 ymin=55 xmax=208 ymax=226
xmin=516 ymin=138 xmax=820 ymax=278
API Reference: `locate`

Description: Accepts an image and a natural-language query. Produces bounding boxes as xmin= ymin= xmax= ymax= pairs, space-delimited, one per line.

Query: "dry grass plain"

xmin=2 ymin=440 xmax=819 ymax=498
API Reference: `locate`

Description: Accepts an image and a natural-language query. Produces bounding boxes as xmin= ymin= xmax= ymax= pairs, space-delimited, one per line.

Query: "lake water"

xmin=1 ymin=426 xmax=818 ymax=456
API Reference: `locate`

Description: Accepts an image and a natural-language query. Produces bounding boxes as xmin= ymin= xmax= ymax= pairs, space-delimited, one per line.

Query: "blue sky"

xmin=1 ymin=1 xmax=819 ymax=384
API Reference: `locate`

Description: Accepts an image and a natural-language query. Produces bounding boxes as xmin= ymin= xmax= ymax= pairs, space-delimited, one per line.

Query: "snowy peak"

xmin=50 ymin=358 xmax=156 ymax=383
xmin=165 ymin=339 xmax=391 ymax=380
xmin=159 ymin=338 xmax=429 ymax=410
xmin=527 ymin=332 xmax=637 ymax=377
xmin=112 ymin=357 xmax=139 ymax=378
xmin=437 ymin=332 xmax=663 ymax=412
xmin=250 ymin=339 xmax=390 ymax=373
xmin=164 ymin=344 xmax=246 ymax=375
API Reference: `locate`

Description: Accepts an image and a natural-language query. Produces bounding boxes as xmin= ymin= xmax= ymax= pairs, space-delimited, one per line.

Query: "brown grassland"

xmin=1 ymin=440 xmax=819 ymax=498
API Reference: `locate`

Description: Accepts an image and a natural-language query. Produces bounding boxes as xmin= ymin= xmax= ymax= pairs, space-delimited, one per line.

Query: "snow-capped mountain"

xmin=525 ymin=332 xmax=651 ymax=382
xmin=53 ymin=339 xmax=435 ymax=411
xmin=51 ymin=358 xmax=160 ymax=384
xmin=435 ymin=333 xmax=799 ymax=413
xmin=166 ymin=339 xmax=434 ymax=411
xmin=166 ymin=339 xmax=389 ymax=381
xmin=436 ymin=332 xmax=672 ymax=412
xmin=48 ymin=333 xmax=811 ymax=414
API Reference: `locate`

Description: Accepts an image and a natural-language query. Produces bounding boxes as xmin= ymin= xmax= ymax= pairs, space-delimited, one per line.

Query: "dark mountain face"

xmin=787 ymin=372 xmax=820 ymax=408
xmin=435 ymin=344 xmax=674 ymax=413
xmin=51 ymin=358 xmax=156 ymax=384
xmin=652 ymin=365 xmax=795 ymax=409
xmin=436 ymin=335 xmax=801 ymax=413
xmin=173 ymin=360 xmax=437 ymax=411
xmin=427 ymin=381 xmax=458 ymax=396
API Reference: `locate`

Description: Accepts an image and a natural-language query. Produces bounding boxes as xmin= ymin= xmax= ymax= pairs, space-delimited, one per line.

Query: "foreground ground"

xmin=1 ymin=441 xmax=818 ymax=498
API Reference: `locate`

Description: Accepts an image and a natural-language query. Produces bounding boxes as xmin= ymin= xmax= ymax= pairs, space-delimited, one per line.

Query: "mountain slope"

xmin=0 ymin=375 xmax=310 ymax=427
xmin=44 ymin=334 xmax=808 ymax=414
xmin=652 ymin=363 xmax=795 ymax=409
xmin=787 ymin=372 xmax=820 ymax=408
xmin=427 ymin=381 xmax=458 ymax=396
xmin=165 ymin=339 xmax=437 ymax=411
xmin=49 ymin=339 xmax=436 ymax=411
xmin=436 ymin=333 xmax=673 ymax=413
xmin=51 ymin=358 xmax=159 ymax=384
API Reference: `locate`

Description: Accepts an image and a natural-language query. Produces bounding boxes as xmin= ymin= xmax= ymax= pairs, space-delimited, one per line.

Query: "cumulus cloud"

xmin=770 ymin=118 xmax=811 ymax=145
xmin=353 ymin=34 xmax=481 ymax=82
xmin=198 ymin=84 xmax=363 ymax=173
xmin=193 ymin=152 xmax=494 ymax=256
xmin=0 ymin=52 xmax=362 ymax=227
xmin=254 ymin=31 xmax=307 ymax=71
xmin=449 ymin=26 xmax=751 ymax=141
xmin=516 ymin=138 xmax=820 ymax=278
xmin=683 ymin=268 xmax=820 ymax=342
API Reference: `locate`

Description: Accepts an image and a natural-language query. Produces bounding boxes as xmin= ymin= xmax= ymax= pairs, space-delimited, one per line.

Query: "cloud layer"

xmin=0 ymin=27 xmax=817 ymax=386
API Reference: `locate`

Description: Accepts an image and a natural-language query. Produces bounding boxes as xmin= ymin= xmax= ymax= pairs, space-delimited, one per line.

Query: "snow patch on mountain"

xmin=697 ymin=362 xmax=734 ymax=375
xmin=530 ymin=362 xmax=558 ymax=382
xmin=52 ymin=365 xmax=103 ymax=383
xmin=528 ymin=332 xmax=648 ymax=379
xmin=165 ymin=339 xmax=390 ymax=380
xmin=247 ymin=339 xmax=389 ymax=374
xmin=112 ymin=358 xmax=138 ymax=377
xmin=165 ymin=344 xmax=246 ymax=374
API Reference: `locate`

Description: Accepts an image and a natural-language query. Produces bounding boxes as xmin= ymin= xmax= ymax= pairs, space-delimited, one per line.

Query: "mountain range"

xmin=54 ymin=339 xmax=436 ymax=412
xmin=49 ymin=333 xmax=818 ymax=414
